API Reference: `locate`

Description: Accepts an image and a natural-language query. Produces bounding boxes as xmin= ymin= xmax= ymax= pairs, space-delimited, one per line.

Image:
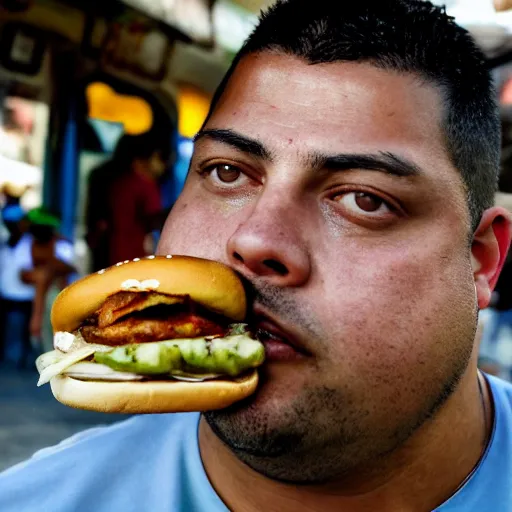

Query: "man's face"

xmin=158 ymin=54 xmax=477 ymax=481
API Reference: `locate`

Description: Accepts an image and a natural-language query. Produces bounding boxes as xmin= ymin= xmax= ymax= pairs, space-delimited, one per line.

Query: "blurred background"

xmin=1 ymin=0 xmax=512 ymax=472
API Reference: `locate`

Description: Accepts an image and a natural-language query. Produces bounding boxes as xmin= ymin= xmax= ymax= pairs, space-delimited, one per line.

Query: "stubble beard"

xmin=207 ymin=280 xmax=477 ymax=483
xmin=204 ymin=330 xmax=474 ymax=484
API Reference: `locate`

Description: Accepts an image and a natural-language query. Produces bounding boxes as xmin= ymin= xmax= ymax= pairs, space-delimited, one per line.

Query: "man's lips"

xmin=251 ymin=308 xmax=310 ymax=361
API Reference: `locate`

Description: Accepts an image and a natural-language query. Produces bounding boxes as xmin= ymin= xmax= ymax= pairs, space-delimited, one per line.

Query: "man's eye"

xmin=210 ymin=164 xmax=242 ymax=183
xmin=335 ymin=192 xmax=392 ymax=216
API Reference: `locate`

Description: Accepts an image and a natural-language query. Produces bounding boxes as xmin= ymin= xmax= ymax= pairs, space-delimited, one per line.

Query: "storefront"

xmin=0 ymin=0 xmax=261 ymax=273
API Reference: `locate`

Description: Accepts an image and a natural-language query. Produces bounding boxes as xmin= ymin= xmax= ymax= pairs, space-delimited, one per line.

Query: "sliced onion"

xmin=171 ymin=376 xmax=209 ymax=382
xmin=170 ymin=372 xmax=222 ymax=382
xmin=63 ymin=362 xmax=219 ymax=382
xmin=37 ymin=346 xmax=98 ymax=387
xmin=35 ymin=350 xmax=64 ymax=374
xmin=63 ymin=362 xmax=143 ymax=382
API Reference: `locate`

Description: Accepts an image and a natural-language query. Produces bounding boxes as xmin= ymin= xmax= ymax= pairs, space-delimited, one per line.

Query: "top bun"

xmin=52 ymin=256 xmax=246 ymax=333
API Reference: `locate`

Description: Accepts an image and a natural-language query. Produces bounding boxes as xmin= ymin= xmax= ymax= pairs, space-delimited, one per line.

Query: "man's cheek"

xmin=159 ymin=204 xmax=232 ymax=258
xmin=320 ymin=254 xmax=443 ymax=349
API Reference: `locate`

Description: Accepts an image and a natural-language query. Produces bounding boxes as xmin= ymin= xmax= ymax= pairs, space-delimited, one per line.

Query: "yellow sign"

xmin=86 ymin=82 xmax=153 ymax=135
xmin=177 ymin=85 xmax=211 ymax=139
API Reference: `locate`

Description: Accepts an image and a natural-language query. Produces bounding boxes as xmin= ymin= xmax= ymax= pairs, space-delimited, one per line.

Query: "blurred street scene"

xmin=0 ymin=0 xmax=276 ymax=473
xmin=0 ymin=363 xmax=121 ymax=471
xmin=2 ymin=0 xmax=512 ymax=474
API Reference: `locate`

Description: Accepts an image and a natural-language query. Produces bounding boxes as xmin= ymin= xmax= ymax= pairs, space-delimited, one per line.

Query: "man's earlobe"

xmin=471 ymin=208 xmax=511 ymax=309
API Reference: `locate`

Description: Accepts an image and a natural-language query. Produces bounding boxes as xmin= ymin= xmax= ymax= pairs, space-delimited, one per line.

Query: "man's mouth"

xmin=252 ymin=309 xmax=310 ymax=362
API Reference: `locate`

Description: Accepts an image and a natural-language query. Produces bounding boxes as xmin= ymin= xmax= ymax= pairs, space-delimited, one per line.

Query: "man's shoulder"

xmin=0 ymin=412 xmax=201 ymax=511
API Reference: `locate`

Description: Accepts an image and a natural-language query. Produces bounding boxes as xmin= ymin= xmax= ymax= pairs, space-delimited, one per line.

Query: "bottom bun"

xmin=50 ymin=371 xmax=259 ymax=414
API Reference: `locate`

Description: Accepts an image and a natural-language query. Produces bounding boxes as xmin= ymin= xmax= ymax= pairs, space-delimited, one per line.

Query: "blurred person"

xmin=1 ymin=182 xmax=29 ymax=210
xmin=0 ymin=208 xmax=75 ymax=368
xmin=0 ymin=106 xmax=29 ymax=163
xmin=85 ymin=135 xmax=133 ymax=272
xmin=107 ymin=132 xmax=170 ymax=265
xmin=0 ymin=201 xmax=27 ymax=244
xmin=2 ymin=2 xmax=512 ymax=512
xmin=23 ymin=209 xmax=76 ymax=340
xmin=0 ymin=203 xmax=28 ymax=363
xmin=85 ymin=132 xmax=170 ymax=270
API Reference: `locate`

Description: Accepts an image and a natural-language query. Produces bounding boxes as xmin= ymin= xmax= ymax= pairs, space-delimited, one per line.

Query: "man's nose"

xmin=226 ymin=197 xmax=311 ymax=287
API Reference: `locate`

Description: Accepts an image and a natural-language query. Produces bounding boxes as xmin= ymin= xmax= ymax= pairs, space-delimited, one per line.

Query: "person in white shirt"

xmin=0 ymin=208 xmax=75 ymax=368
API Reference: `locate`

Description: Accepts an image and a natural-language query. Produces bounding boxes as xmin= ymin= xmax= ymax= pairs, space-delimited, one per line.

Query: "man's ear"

xmin=471 ymin=207 xmax=511 ymax=309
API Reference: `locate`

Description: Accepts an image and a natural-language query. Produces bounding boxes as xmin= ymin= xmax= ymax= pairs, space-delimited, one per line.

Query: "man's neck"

xmin=199 ymin=365 xmax=492 ymax=512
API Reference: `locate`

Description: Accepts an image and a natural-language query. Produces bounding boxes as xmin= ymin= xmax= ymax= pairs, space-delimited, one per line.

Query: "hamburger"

xmin=36 ymin=255 xmax=265 ymax=414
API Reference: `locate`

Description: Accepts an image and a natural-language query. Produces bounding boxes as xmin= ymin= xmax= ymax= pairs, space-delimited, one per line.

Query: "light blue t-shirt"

xmin=0 ymin=375 xmax=510 ymax=512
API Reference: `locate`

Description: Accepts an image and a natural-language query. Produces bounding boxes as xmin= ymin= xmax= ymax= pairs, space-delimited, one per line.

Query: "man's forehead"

xmin=216 ymin=52 xmax=441 ymax=113
xmin=206 ymin=53 xmax=450 ymax=173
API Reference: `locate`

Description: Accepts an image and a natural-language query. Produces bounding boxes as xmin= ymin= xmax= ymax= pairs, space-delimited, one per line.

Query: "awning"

xmin=120 ymin=0 xmax=214 ymax=45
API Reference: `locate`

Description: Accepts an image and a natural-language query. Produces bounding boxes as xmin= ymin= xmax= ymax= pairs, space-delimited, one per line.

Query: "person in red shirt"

xmin=89 ymin=132 xmax=170 ymax=268
xmin=85 ymin=135 xmax=133 ymax=272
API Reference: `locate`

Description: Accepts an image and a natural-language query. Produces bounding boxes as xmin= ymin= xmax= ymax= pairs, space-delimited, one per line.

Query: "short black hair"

xmin=206 ymin=0 xmax=499 ymax=231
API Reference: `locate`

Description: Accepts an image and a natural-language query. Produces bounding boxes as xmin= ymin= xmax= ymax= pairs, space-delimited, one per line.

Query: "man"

xmin=0 ymin=208 xmax=75 ymax=367
xmin=85 ymin=132 xmax=170 ymax=270
xmin=0 ymin=1 xmax=511 ymax=510
xmin=85 ymin=134 xmax=139 ymax=271
xmin=23 ymin=209 xmax=76 ymax=344
xmin=84 ymin=135 xmax=130 ymax=272
xmin=0 ymin=203 xmax=27 ymax=362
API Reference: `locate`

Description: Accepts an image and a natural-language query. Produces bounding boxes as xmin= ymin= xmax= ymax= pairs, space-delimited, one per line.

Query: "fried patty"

xmin=96 ymin=291 xmax=187 ymax=328
xmin=81 ymin=313 xmax=225 ymax=345
xmin=80 ymin=291 xmax=225 ymax=346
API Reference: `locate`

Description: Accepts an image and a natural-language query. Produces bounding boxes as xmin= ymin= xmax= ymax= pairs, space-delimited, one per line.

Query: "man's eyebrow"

xmin=194 ymin=129 xmax=272 ymax=161
xmin=193 ymin=129 xmax=422 ymax=178
xmin=314 ymin=151 xmax=423 ymax=178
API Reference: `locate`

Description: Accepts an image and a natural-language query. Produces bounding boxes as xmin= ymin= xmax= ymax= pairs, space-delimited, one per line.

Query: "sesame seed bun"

xmin=51 ymin=255 xmax=247 ymax=333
